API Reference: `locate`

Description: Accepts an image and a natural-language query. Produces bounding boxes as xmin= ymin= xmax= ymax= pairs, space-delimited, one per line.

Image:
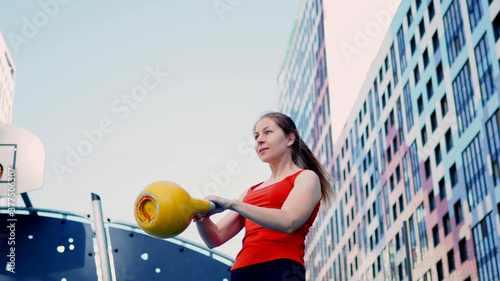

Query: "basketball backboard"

xmin=0 ymin=124 xmax=45 ymax=197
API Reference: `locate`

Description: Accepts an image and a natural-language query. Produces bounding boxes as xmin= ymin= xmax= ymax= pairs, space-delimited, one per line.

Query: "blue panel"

xmin=108 ymin=227 xmax=231 ymax=281
xmin=0 ymin=213 xmax=97 ymax=281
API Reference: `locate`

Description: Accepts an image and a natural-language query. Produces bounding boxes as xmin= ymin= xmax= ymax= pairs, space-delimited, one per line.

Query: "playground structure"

xmin=0 ymin=123 xmax=233 ymax=281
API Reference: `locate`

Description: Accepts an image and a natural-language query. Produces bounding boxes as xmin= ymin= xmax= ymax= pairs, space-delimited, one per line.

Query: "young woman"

xmin=195 ymin=112 xmax=335 ymax=281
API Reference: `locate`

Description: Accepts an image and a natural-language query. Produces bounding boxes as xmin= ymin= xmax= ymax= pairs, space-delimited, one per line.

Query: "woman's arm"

xmin=207 ymin=170 xmax=321 ymax=234
xmin=195 ymin=190 xmax=247 ymax=249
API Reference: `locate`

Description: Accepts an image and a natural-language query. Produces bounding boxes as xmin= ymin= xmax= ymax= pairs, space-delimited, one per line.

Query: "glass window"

xmin=459 ymin=238 xmax=468 ymax=262
xmin=462 ymin=134 xmax=487 ymax=208
xmin=417 ymin=203 xmax=428 ymax=257
xmin=397 ymin=26 xmax=407 ymax=74
xmin=403 ymin=82 xmax=414 ymax=131
xmin=475 ymin=33 xmax=495 ymax=104
xmin=391 ymin=43 xmax=399 ymax=85
xmin=453 ymin=61 xmax=476 ymax=135
xmin=428 ymin=1 xmax=435 ymax=21
xmin=467 ymin=0 xmax=484 ymax=31
xmin=447 ymin=249 xmax=456 ymax=273
xmin=443 ymin=213 xmax=451 ymax=236
xmin=410 ymin=141 xmax=422 ymax=192
xmin=454 ymin=200 xmax=463 ymax=224
xmin=433 ymin=224 xmax=440 ymax=247
xmin=445 ymin=129 xmax=453 ymax=152
xmin=486 ymin=110 xmax=500 ymax=185
xmin=419 ymin=19 xmax=425 ymax=38
xmin=403 ymin=153 xmax=412 ymax=204
xmin=429 ymin=190 xmax=436 ymax=212
xmin=443 ymin=0 xmax=466 ymax=65
xmin=472 ymin=213 xmax=500 ymax=281
xmin=441 ymin=94 xmax=449 ymax=116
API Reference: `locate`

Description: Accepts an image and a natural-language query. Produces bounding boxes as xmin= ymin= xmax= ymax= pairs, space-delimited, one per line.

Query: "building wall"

xmin=286 ymin=0 xmax=500 ymax=280
xmin=278 ymin=0 xmax=334 ymax=178
xmin=0 ymin=29 xmax=15 ymax=124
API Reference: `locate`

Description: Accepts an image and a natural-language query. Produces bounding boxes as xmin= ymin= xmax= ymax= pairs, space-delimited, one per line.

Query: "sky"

xmin=0 ymin=0 xmax=401 ymax=258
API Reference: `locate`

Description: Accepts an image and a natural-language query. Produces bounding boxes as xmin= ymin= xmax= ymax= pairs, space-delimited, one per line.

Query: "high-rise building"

xmin=0 ymin=29 xmax=15 ymax=124
xmin=280 ymin=0 xmax=500 ymax=280
xmin=277 ymin=0 xmax=334 ymax=181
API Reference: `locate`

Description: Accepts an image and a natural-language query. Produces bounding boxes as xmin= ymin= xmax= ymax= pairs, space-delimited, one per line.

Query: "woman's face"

xmin=253 ymin=117 xmax=294 ymax=163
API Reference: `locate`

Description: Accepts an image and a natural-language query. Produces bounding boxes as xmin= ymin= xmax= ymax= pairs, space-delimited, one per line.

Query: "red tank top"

xmin=231 ymin=170 xmax=320 ymax=270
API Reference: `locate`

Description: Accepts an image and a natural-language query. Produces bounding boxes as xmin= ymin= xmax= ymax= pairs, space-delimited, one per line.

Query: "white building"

xmin=0 ymin=29 xmax=15 ymax=124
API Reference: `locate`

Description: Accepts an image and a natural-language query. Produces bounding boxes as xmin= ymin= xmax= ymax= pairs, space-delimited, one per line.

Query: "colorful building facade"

xmin=279 ymin=0 xmax=500 ymax=280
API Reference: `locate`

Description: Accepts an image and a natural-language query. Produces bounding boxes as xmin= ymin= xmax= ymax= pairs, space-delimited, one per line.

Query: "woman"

xmin=195 ymin=112 xmax=335 ymax=281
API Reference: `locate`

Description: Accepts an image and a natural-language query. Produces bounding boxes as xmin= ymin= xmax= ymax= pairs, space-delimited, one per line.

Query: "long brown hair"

xmin=256 ymin=112 xmax=336 ymax=207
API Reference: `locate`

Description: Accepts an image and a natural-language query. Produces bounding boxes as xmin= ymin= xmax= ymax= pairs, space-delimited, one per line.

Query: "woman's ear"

xmin=287 ymin=133 xmax=296 ymax=147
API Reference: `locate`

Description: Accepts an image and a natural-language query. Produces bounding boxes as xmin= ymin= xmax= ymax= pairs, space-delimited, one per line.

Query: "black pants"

xmin=230 ymin=258 xmax=305 ymax=281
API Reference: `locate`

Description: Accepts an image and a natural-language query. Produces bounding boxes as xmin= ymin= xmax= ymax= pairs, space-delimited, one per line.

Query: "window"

xmin=439 ymin=177 xmax=446 ymax=200
xmin=426 ymin=78 xmax=433 ymax=100
xmin=436 ymin=62 xmax=444 ymax=83
xmin=450 ymin=163 xmax=458 ymax=187
xmin=419 ymin=19 xmax=425 ymax=38
xmin=432 ymin=30 xmax=440 ymax=53
xmin=455 ymin=200 xmax=463 ymax=224
xmin=486 ymin=110 xmax=500 ymax=185
xmin=421 ymin=125 xmax=428 ymax=145
xmin=391 ymin=43 xmax=399 ymax=85
xmin=403 ymin=154 xmax=412 ymax=204
xmin=453 ymin=61 xmax=476 ymax=135
xmin=467 ymin=0 xmax=484 ymax=31
xmin=388 ymin=82 xmax=392 ymax=98
xmin=423 ymin=48 xmax=429 ymax=69
xmin=447 ymin=249 xmax=456 ymax=273
xmin=410 ymin=142 xmax=422 ymax=192
xmin=435 ymin=144 xmax=442 ymax=165
xmin=428 ymin=1 xmax=435 ymax=21
xmin=403 ymin=82 xmax=414 ymax=131
xmin=425 ymin=157 xmax=432 ymax=179
xmin=409 ymin=215 xmax=418 ymax=264
xmin=379 ymin=68 xmax=383 ymax=82
xmin=445 ymin=129 xmax=453 ymax=152
xmin=385 ymin=56 xmax=389 ymax=71
xmin=433 ymin=225 xmax=440 ymax=247
xmin=462 ymin=135 xmax=487 ymax=208
xmin=459 ymin=238 xmax=468 ymax=262
xmin=416 ymin=0 xmax=422 ymax=9
xmin=472 ymin=213 xmax=500 ymax=281
xmin=396 ymin=164 xmax=401 ymax=183
xmin=430 ymin=110 xmax=438 ymax=132
xmin=393 ymin=203 xmax=398 ymax=222
xmin=437 ymin=259 xmax=444 ymax=281
xmin=397 ymin=26 xmax=407 ymax=74
xmin=418 ymin=95 xmax=424 ymax=114
xmin=441 ymin=94 xmax=449 ymax=116
xmin=417 ymin=204 xmax=428 ymax=255
xmin=407 ymin=8 xmax=413 ymax=26
xmin=444 ymin=0 xmax=466 ymax=65
xmin=475 ymin=33 xmax=495 ymax=104
xmin=414 ymin=64 xmax=420 ymax=83
xmin=411 ymin=36 xmax=417 ymax=55
xmin=429 ymin=191 xmax=436 ymax=211
xmin=443 ymin=213 xmax=451 ymax=236
xmin=382 ymin=93 xmax=386 ymax=108
xmin=494 ymin=13 xmax=500 ymax=41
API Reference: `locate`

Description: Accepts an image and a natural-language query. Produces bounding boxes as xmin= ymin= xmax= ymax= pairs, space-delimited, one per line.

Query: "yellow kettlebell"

xmin=134 ymin=181 xmax=215 ymax=238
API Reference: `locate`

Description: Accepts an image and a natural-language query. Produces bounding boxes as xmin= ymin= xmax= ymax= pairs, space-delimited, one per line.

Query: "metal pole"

xmin=403 ymin=221 xmax=413 ymax=281
xmin=91 ymin=193 xmax=113 ymax=281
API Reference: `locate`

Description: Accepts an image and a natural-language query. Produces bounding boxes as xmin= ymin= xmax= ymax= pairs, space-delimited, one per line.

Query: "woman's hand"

xmin=193 ymin=195 xmax=235 ymax=222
